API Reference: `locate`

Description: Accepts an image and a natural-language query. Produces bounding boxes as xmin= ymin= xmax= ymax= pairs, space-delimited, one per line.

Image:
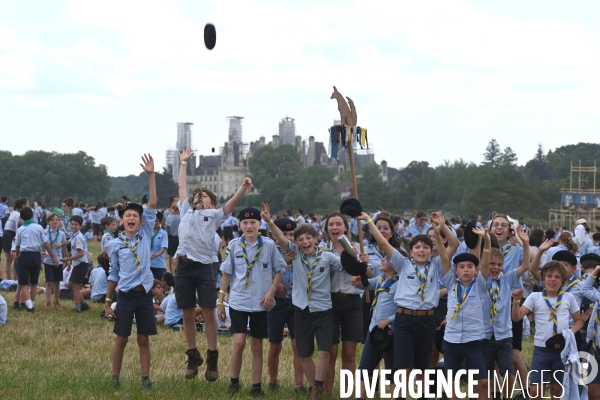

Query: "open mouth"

xmin=127 ymin=222 xmax=135 ymax=229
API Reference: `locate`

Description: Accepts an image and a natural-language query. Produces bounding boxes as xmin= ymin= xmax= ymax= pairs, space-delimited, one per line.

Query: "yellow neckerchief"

xmin=542 ymin=288 xmax=564 ymax=336
xmin=119 ymin=233 xmax=141 ymax=272
xmin=371 ymin=274 xmax=399 ymax=311
xmin=302 ymin=246 xmax=322 ymax=299
xmin=240 ymin=234 xmax=263 ymax=288
xmin=451 ymin=279 xmax=476 ymax=319
xmin=413 ymin=260 xmax=430 ymax=301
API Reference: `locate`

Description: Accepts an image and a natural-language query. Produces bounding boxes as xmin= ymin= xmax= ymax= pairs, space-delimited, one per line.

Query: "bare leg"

xmin=203 ymin=308 xmax=217 ymax=351
xmin=324 ymin=343 xmax=338 ymax=393
xmin=230 ymin=333 xmax=246 ymax=379
xmin=183 ymin=308 xmax=197 ymax=349
xmin=250 ymin=337 xmax=263 ymax=384
xmin=137 ymin=334 xmax=151 ymax=377
xmin=291 ymin=339 xmax=304 ymax=386
xmin=112 ymin=335 xmax=128 ymax=376
xmin=268 ymin=342 xmax=282 ymax=382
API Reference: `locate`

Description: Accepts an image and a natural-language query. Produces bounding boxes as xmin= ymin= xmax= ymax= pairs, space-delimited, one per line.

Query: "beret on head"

xmin=580 ymin=253 xmax=600 ymax=265
xmin=118 ymin=202 xmax=144 ymax=218
xmin=274 ymin=218 xmax=296 ymax=232
xmin=238 ymin=207 xmax=261 ymax=222
xmin=163 ymin=272 xmax=175 ymax=287
xmin=53 ymin=208 xmax=64 ymax=215
xmin=593 ymin=232 xmax=600 ymax=241
xmin=453 ymin=252 xmax=479 ymax=267
xmin=463 ymin=222 xmax=478 ymax=250
xmin=340 ymin=198 xmax=363 ymax=218
xmin=552 ymin=250 xmax=577 ymax=266
xmin=545 ymin=229 xmax=556 ymax=240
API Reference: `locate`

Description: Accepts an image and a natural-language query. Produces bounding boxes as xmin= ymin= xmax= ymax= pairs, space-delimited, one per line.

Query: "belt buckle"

xmin=410 ymin=309 xmax=418 ymax=317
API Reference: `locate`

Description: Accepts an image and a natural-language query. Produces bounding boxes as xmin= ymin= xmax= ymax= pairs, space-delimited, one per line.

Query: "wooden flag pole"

xmin=347 ymin=137 xmax=365 ymax=255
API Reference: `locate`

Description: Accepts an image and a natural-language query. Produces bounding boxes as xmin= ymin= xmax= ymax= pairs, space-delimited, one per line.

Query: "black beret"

xmin=340 ymin=198 xmax=363 ymax=218
xmin=274 ymin=218 xmax=296 ymax=232
xmin=593 ymin=233 xmax=600 ymax=241
xmin=453 ymin=252 xmax=479 ymax=267
xmin=238 ymin=207 xmax=261 ymax=222
xmin=552 ymin=250 xmax=577 ymax=266
xmin=340 ymin=250 xmax=369 ymax=286
xmin=204 ymin=23 xmax=216 ymax=50
xmin=370 ymin=325 xmax=393 ymax=352
xmin=581 ymin=253 xmax=600 ymax=264
xmin=163 ymin=272 xmax=175 ymax=287
xmin=118 ymin=202 xmax=144 ymax=218
xmin=545 ymin=334 xmax=565 ymax=351
xmin=545 ymin=229 xmax=556 ymax=240
xmin=463 ymin=222 xmax=478 ymax=250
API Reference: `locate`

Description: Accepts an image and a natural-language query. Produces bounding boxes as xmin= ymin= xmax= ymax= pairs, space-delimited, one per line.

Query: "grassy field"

xmin=0 ymin=242 xmax=536 ymax=399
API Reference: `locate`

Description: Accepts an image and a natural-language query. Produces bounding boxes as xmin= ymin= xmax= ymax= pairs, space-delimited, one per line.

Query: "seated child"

xmin=90 ymin=253 xmax=109 ymax=303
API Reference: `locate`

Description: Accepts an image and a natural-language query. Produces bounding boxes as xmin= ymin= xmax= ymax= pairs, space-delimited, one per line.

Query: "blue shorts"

xmin=175 ymin=259 xmax=216 ymax=309
xmin=44 ymin=264 xmax=64 ymax=283
xmin=268 ymin=297 xmax=295 ymax=343
xmin=393 ymin=311 xmax=436 ymax=370
xmin=529 ymin=346 xmax=564 ymax=386
xmin=442 ymin=340 xmax=487 ymax=381
xmin=481 ymin=338 xmax=514 ymax=375
xmin=150 ymin=267 xmax=165 ymax=281
xmin=358 ymin=330 xmax=394 ymax=381
xmin=17 ymin=252 xmax=41 ymax=286
xmin=113 ymin=290 xmax=157 ymax=337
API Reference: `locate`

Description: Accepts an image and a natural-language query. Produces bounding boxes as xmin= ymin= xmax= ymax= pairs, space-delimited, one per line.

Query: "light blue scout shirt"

xmin=483 ymin=269 xmax=519 ymax=340
xmin=220 ymin=235 xmax=285 ymax=312
xmin=89 ymin=210 xmax=103 ymax=225
xmin=0 ymin=294 xmax=6 ymax=325
xmin=350 ymin=219 xmax=367 ymax=237
xmin=149 ymin=227 xmax=168 ymax=269
xmin=0 ymin=202 xmax=8 ymax=219
xmin=403 ymin=222 xmax=432 ymax=239
xmin=274 ymin=246 xmax=293 ymax=299
xmin=545 ymin=244 xmax=568 ymax=265
xmin=107 ymin=209 xmax=157 ymax=293
xmin=387 ymin=248 xmax=443 ymax=310
xmin=71 ymin=207 xmax=83 ymax=217
xmin=61 ymin=214 xmax=72 ymax=239
xmin=577 ymin=237 xmax=593 ymax=256
xmin=42 ymin=227 xmax=65 ymax=265
xmin=360 ymin=275 xmax=399 ymax=332
xmin=100 ymin=231 xmax=114 ymax=254
xmin=289 ymin=240 xmax=344 ymax=312
xmin=591 ymin=245 xmax=600 ymax=256
xmin=442 ymin=269 xmax=487 ymax=343
xmin=500 ymin=243 xmax=523 ymax=274
xmin=455 ymin=240 xmax=468 ymax=256
xmin=15 ymin=222 xmax=47 ymax=252
xmin=366 ymin=243 xmax=385 ymax=278
xmin=70 ymin=230 xmax=88 ymax=266
xmin=90 ymin=266 xmax=108 ymax=301
xmin=165 ymin=292 xmax=183 ymax=326
xmin=582 ymin=275 xmax=600 ymax=345
xmin=222 ymin=215 xmax=237 ymax=227
xmin=212 ymin=233 xmax=220 ymax=263
xmin=175 ymin=200 xmax=229 ymax=264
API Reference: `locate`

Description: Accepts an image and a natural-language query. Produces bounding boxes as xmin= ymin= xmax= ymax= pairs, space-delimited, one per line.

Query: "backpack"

xmin=39 ymin=210 xmax=48 ymax=228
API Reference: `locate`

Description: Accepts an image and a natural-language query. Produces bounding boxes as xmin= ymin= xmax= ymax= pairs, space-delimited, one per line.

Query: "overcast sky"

xmin=1 ymin=0 xmax=599 ymax=177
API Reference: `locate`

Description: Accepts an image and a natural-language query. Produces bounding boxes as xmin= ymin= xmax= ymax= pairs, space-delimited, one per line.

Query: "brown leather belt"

xmin=131 ymin=285 xmax=145 ymax=292
xmin=396 ymin=306 xmax=434 ymax=317
xmin=332 ymin=292 xmax=360 ymax=297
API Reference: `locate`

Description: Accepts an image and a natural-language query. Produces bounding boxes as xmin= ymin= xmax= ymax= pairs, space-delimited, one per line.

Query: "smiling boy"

xmin=103 ymin=154 xmax=158 ymax=390
xmin=60 ymin=215 xmax=90 ymax=312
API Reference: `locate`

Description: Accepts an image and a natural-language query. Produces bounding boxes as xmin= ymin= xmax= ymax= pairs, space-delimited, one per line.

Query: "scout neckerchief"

xmin=240 ymin=233 xmax=263 ymax=288
xmin=375 ymin=244 xmax=385 ymax=259
xmin=451 ymin=279 xmax=476 ymax=319
xmin=413 ymin=260 xmax=430 ymax=301
xmin=592 ymin=303 xmax=600 ymax=358
xmin=302 ymin=246 xmax=322 ymax=299
xmin=119 ymin=233 xmax=141 ymax=272
xmin=371 ymin=274 xmax=399 ymax=311
xmin=103 ymin=229 xmax=115 ymax=239
xmin=489 ymin=280 xmax=500 ymax=323
xmin=23 ymin=220 xmax=34 ymax=227
xmin=542 ymin=288 xmax=564 ymax=336
xmin=564 ymin=276 xmax=580 ymax=292
xmin=47 ymin=226 xmax=59 ymax=247
xmin=502 ymin=243 xmax=511 ymax=256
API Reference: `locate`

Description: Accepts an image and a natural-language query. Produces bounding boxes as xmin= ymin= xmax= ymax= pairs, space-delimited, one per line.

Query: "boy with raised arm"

xmin=103 ymin=154 xmax=158 ymax=390
xmin=175 ymin=148 xmax=253 ymax=381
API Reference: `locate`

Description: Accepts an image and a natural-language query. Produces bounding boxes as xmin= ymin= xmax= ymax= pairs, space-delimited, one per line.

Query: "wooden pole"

xmin=347 ymin=130 xmax=369 ymax=302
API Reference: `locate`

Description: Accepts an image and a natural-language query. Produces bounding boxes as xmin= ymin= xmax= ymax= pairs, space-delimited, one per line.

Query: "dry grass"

xmin=0 ymin=242 xmax=536 ymax=399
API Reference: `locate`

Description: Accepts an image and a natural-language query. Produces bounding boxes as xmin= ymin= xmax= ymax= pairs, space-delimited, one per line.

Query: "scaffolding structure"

xmin=549 ymin=160 xmax=599 ymax=230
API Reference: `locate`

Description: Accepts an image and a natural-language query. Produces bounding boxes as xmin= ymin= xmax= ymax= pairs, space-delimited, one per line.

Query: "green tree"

xmin=483 ymin=139 xmax=501 ymax=167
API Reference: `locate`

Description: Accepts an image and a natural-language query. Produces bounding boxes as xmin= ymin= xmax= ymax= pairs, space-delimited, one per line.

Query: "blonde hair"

xmin=541 ymin=261 xmax=568 ymax=285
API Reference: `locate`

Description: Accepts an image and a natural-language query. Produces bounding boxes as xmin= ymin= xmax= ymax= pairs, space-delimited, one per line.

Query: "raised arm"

xmin=515 ymin=226 xmax=531 ymax=278
xmin=511 ymin=289 xmax=530 ymax=321
xmin=472 ymin=227 xmax=490 ymax=279
xmin=433 ymin=218 xmax=451 ymax=276
xmin=583 ymin=265 xmax=600 ymax=302
xmin=177 ymin=148 xmax=193 ymax=201
xmin=141 ymin=154 xmax=157 ymax=210
xmin=530 ymin=238 xmax=553 ymax=281
xmin=223 ymin=178 xmax=253 ymax=216
xmin=357 ymin=212 xmax=393 ymax=258
xmin=261 ymin=203 xmax=288 ymax=249
xmin=431 ymin=212 xmax=458 ymax=259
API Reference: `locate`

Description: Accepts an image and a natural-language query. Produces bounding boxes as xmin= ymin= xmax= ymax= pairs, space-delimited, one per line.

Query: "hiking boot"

xmin=112 ymin=375 xmax=121 ymax=388
xmin=268 ymin=381 xmax=279 ymax=391
xmin=53 ymin=300 xmax=61 ymax=309
xmin=26 ymin=307 xmax=35 ymax=313
xmin=46 ymin=301 xmax=51 ymax=309
xmin=19 ymin=304 xmax=26 ymax=311
xmin=12 ymin=303 xmax=19 ymax=311
xmin=250 ymin=386 xmax=265 ymax=397
xmin=205 ymin=349 xmax=219 ymax=382
xmin=227 ymin=381 xmax=240 ymax=393
xmin=141 ymin=377 xmax=152 ymax=391
xmin=184 ymin=348 xmax=204 ymax=379
xmin=80 ymin=303 xmax=91 ymax=311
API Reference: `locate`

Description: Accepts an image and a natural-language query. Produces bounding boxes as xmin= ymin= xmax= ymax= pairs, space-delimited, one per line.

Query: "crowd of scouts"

xmin=2 ymin=149 xmax=600 ymax=400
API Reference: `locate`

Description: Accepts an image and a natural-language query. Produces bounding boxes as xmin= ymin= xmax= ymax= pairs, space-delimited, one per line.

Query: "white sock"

xmin=25 ymin=299 xmax=33 ymax=309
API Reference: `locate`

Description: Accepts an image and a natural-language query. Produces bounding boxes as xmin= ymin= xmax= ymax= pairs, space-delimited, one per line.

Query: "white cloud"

xmin=13 ymin=94 xmax=57 ymax=108
xmin=68 ymin=93 xmax=117 ymax=105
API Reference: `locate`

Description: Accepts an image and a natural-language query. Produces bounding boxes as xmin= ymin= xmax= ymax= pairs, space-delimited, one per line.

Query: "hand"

xmin=359 ymin=253 xmax=369 ymax=264
xmin=55 ymin=242 xmax=62 ymax=248
xmin=430 ymin=211 xmax=445 ymax=227
xmin=471 ymin=226 xmax=489 ymax=240
xmin=438 ymin=319 xmax=447 ymax=329
xmin=512 ymin=289 xmax=524 ymax=301
xmin=523 ymin=280 xmax=533 ymax=287
xmin=284 ymin=250 xmax=296 ymax=264
xmin=14 ymin=254 xmax=20 ymax=263
xmin=517 ymin=226 xmax=530 ymax=243
xmin=51 ymin=256 xmax=59 ymax=267
xmin=376 ymin=318 xmax=391 ymax=330
xmin=261 ymin=203 xmax=272 ymax=223
xmin=140 ymin=153 xmax=154 ymax=174
xmin=217 ymin=304 xmax=226 ymax=322
xmin=105 ymin=304 xmax=116 ymax=320
xmin=539 ymin=238 xmax=554 ymax=252
xmin=356 ymin=212 xmax=370 ymax=221
xmin=351 ymin=276 xmax=362 ymax=287
xmin=178 ymin=148 xmax=193 ymax=162
xmin=41 ymin=252 xmax=48 ymax=258
xmin=242 ymin=177 xmax=254 ymax=190
xmin=275 ymin=283 xmax=285 ymax=298
xmin=150 ymin=254 xmax=157 ymax=259
xmin=260 ymin=292 xmax=275 ymax=310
